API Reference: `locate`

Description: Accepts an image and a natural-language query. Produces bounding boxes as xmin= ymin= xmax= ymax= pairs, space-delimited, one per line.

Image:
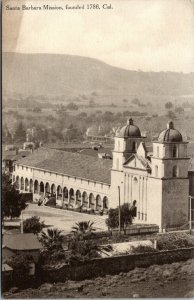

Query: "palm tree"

xmin=39 ymin=228 xmax=64 ymax=251
xmin=71 ymin=221 xmax=95 ymax=237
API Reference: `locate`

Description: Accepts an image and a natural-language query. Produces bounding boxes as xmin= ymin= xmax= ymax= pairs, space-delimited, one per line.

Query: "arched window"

xmin=173 ymin=145 xmax=178 ymax=158
xmin=45 ymin=182 xmax=50 ymax=195
xmin=34 ymin=180 xmax=39 ymax=194
xmin=51 ymin=184 xmax=56 ymax=196
xmin=155 ymin=165 xmax=158 ymax=177
xmin=173 ymin=166 xmax=178 ymax=177
xmin=25 ymin=178 xmax=29 ymax=191
xmin=57 ymin=185 xmax=62 ymax=200
xmin=21 ymin=177 xmax=24 ymax=190
xmin=133 ymin=177 xmax=138 ymax=183
xmin=15 ymin=176 xmax=19 ymax=190
xmin=63 ymin=187 xmax=68 ymax=201
xmin=82 ymin=192 xmax=88 ymax=207
xmin=89 ymin=193 xmax=95 ymax=209
xmin=96 ymin=195 xmax=102 ymax=210
xmin=103 ymin=196 xmax=109 ymax=209
xmin=29 ymin=179 xmax=33 ymax=193
xmin=40 ymin=182 xmax=44 ymax=195
xmin=69 ymin=188 xmax=74 ymax=200
xmin=76 ymin=190 xmax=81 ymax=206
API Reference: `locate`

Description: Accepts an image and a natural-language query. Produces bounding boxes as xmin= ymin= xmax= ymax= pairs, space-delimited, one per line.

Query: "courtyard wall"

xmin=41 ymin=247 xmax=194 ymax=283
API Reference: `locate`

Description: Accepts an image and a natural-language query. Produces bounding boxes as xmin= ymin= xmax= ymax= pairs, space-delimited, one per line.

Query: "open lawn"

xmin=22 ymin=203 xmax=107 ymax=234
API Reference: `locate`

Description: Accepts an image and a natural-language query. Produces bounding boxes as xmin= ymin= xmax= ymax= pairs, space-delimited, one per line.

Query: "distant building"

xmin=86 ymin=126 xmax=113 ymax=142
xmin=13 ymin=118 xmax=193 ymax=230
xmin=2 ymin=149 xmax=31 ymax=176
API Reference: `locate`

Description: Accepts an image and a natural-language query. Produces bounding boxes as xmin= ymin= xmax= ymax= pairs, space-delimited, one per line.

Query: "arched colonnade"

xmin=13 ymin=176 xmax=109 ymax=210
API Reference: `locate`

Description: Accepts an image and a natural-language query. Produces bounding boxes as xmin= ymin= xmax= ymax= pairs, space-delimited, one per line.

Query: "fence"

xmin=41 ymin=247 xmax=194 ymax=283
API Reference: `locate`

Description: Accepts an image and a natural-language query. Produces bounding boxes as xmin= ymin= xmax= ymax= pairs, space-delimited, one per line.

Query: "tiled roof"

xmin=16 ymin=147 xmax=112 ymax=184
xmin=79 ymin=148 xmax=113 ymax=158
xmin=3 ymin=233 xmax=42 ymax=251
xmin=3 ymin=150 xmax=30 ymax=161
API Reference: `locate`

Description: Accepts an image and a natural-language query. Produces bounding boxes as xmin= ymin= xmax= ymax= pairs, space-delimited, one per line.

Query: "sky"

xmin=3 ymin=0 xmax=194 ymax=72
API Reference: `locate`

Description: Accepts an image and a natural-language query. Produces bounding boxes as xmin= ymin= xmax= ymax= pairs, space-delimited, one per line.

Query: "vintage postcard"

xmin=2 ymin=0 xmax=194 ymax=298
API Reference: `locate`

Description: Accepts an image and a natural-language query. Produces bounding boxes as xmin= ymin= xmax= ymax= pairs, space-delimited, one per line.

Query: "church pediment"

xmin=123 ymin=154 xmax=151 ymax=171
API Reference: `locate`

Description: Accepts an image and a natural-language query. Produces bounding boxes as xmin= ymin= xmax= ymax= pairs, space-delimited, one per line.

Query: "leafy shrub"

xmin=23 ymin=216 xmax=45 ymax=234
xmin=39 ymin=228 xmax=64 ymax=251
xmin=131 ymin=245 xmax=158 ymax=254
xmin=106 ymin=203 xmax=132 ymax=230
xmin=68 ymin=238 xmax=100 ymax=264
xmin=5 ymin=254 xmax=33 ymax=288
xmin=156 ymin=233 xmax=194 ymax=250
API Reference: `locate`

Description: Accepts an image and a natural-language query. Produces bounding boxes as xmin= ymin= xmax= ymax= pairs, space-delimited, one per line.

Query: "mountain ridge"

xmin=3 ymin=52 xmax=194 ymax=100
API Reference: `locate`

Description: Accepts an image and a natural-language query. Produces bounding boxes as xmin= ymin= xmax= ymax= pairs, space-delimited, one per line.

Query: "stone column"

xmin=145 ymin=178 xmax=148 ymax=221
xmin=141 ymin=177 xmax=144 ymax=221
xmin=130 ymin=176 xmax=133 ymax=202
xmin=138 ymin=176 xmax=141 ymax=220
xmin=127 ymin=174 xmax=129 ymax=203
xmin=124 ymin=173 xmax=126 ymax=203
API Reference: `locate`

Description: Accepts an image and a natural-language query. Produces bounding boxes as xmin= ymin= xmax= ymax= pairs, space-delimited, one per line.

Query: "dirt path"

xmin=3 ymin=259 xmax=194 ymax=298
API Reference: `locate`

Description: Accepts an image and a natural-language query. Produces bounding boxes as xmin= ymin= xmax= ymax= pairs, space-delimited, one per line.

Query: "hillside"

xmin=3 ymin=52 xmax=194 ymax=100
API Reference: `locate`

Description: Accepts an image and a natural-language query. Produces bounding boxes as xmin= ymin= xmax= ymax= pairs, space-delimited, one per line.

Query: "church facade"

xmin=12 ymin=119 xmax=190 ymax=230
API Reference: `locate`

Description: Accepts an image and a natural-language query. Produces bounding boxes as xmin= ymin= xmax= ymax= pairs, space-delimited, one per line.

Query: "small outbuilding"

xmin=2 ymin=233 xmax=43 ymax=263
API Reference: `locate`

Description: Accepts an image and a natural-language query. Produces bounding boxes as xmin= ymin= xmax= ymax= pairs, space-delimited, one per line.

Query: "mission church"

xmin=12 ymin=118 xmax=191 ymax=230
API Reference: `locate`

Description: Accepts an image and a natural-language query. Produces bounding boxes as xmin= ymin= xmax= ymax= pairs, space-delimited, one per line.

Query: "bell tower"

xmin=112 ymin=118 xmax=144 ymax=171
xmin=149 ymin=121 xmax=190 ymax=229
xmin=111 ymin=118 xmax=144 ymax=207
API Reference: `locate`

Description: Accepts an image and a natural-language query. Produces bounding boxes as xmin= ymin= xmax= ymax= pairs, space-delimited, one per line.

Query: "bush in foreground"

xmin=131 ymin=245 xmax=158 ymax=254
xmin=156 ymin=232 xmax=194 ymax=251
xmin=23 ymin=216 xmax=45 ymax=235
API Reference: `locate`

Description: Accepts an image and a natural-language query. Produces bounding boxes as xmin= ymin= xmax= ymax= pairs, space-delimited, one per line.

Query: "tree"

xmin=5 ymin=254 xmax=33 ymax=288
xmin=68 ymin=238 xmax=100 ymax=263
xmin=71 ymin=221 xmax=95 ymax=239
xmin=132 ymin=98 xmax=141 ymax=106
xmin=2 ymin=128 xmax=12 ymax=144
xmin=166 ymin=110 xmax=176 ymax=119
xmin=2 ymin=174 xmax=28 ymax=219
xmin=165 ymin=101 xmax=173 ymax=110
xmin=14 ymin=121 xmax=26 ymax=142
xmin=123 ymin=111 xmax=131 ymax=117
xmin=66 ymin=102 xmax=78 ymax=111
xmin=33 ymin=107 xmax=42 ymax=113
xmin=23 ymin=216 xmax=45 ymax=235
xmin=106 ymin=203 xmax=133 ymax=231
xmin=39 ymin=228 xmax=64 ymax=251
xmin=175 ymin=107 xmax=184 ymax=114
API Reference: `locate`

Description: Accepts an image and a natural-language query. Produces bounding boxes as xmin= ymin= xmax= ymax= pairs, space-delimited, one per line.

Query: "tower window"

xmin=172 ymin=145 xmax=178 ymax=158
xmin=155 ymin=165 xmax=158 ymax=177
xmin=132 ymin=141 xmax=137 ymax=151
xmin=173 ymin=166 xmax=178 ymax=177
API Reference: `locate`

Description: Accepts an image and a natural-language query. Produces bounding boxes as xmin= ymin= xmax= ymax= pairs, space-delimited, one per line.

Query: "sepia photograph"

xmin=2 ymin=0 xmax=194 ymax=298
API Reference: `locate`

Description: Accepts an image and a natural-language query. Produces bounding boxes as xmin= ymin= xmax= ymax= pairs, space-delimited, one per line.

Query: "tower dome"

xmin=158 ymin=121 xmax=183 ymax=143
xmin=116 ymin=118 xmax=141 ymax=138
